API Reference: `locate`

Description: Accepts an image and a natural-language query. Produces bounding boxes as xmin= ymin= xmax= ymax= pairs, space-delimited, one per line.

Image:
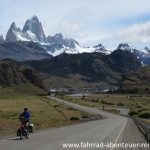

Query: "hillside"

xmin=0 ymin=60 xmax=45 ymax=89
xmin=25 ymin=50 xmax=141 ymax=87
xmin=0 ymin=41 xmax=52 ymax=61
xmin=120 ymin=65 xmax=150 ymax=93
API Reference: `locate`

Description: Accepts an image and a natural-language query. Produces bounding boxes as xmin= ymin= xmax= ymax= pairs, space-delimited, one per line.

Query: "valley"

xmin=0 ymin=10 xmax=150 ymax=150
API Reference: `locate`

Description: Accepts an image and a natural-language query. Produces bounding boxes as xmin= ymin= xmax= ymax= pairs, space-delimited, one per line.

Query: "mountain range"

xmin=0 ymin=15 xmax=150 ymax=64
xmin=0 ymin=15 xmax=149 ymax=91
xmin=24 ymin=50 xmax=141 ymax=88
xmin=6 ymin=16 xmax=47 ymax=43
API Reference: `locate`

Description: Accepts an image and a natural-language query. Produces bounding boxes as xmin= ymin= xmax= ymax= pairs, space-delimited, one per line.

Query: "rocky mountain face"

xmin=47 ymin=33 xmax=64 ymax=45
xmin=22 ymin=15 xmax=47 ymax=43
xmin=0 ymin=59 xmax=45 ymax=89
xmin=5 ymin=15 xmax=79 ymax=48
xmin=5 ymin=16 xmax=80 ymax=56
xmin=6 ymin=16 xmax=46 ymax=43
xmin=117 ymin=43 xmax=150 ymax=64
xmin=46 ymin=33 xmax=80 ymax=56
xmin=4 ymin=18 xmax=112 ymax=56
xmin=108 ymin=49 xmax=141 ymax=73
xmin=6 ymin=22 xmax=23 ymax=42
xmin=120 ymin=65 xmax=150 ymax=93
xmin=0 ymin=41 xmax=52 ymax=61
xmin=0 ymin=35 xmax=4 ymax=42
xmin=25 ymin=50 xmax=141 ymax=85
xmin=47 ymin=33 xmax=79 ymax=48
xmin=93 ymin=43 xmax=112 ymax=54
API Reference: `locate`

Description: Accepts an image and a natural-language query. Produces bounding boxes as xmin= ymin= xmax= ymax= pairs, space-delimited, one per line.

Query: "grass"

xmin=0 ymin=83 xmax=91 ymax=136
xmin=58 ymin=95 xmax=102 ymax=107
xmin=143 ymin=119 xmax=150 ymax=126
xmin=0 ymin=83 xmax=46 ymax=100
xmin=99 ymin=108 xmax=120 ymax=114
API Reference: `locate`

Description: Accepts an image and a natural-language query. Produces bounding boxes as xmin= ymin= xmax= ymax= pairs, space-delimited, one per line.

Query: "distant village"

xmin=48 ymin=87 xmax=119 ymax=95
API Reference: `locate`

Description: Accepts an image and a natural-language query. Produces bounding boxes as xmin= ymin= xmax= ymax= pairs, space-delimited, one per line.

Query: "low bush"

xmin=81 ymin=112 xmax=90 ymax=118
xmin=139 ymin=112 xmax=150 ymax=119
xmin=70 ymin=116 xmax=80 ymax=121
xmin=91 ymin=99 xmax=99 ymax=102
xmin=128 ymin=110 xmax=139 ymax=116
xmin=67 ymin=107 xmax=77 ymax=111
xmin=117 ymin=102 xmax=124 ymax=106
xmin=136 ymin=106 xmax=142 ymax=108
xmin=53 ymin=105 xmax=59 ymax=108
xmin=140 ymin=108 xmax=147 ymax=111
xmin=101 ymin=100 xmax=114 ymax=105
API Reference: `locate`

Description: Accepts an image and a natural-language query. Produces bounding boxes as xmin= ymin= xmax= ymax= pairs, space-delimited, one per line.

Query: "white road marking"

xmin=111 ymin=120 xmax=127 ymax=150
xmin=115 ymin=120 xmax=127 ymax=143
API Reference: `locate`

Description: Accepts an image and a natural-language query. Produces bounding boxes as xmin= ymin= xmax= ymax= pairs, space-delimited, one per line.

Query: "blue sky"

xmin=1 ymin=0 xmax=150 ymax=48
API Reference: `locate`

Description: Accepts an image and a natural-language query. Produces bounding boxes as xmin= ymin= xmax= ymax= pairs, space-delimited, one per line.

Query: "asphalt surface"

xmin=119 ymin=118 xmax=147 ymax=150
xmin=0 ymin=97 xmax=147 ymax=150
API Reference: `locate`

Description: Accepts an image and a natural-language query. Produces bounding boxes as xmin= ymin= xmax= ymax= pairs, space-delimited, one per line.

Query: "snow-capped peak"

xmin=4 ymin=15 xmax=150 ymax=64
xmin=117 ymin=43 xmax=150 ymax=59
xmin=22 ymin=15 xmax=47 ymax=43
xmin=10 ymin=22 xmax=17 ymax=30
xmin=30 ymin=15 xmax=39 ymax=21
xmin=10 ymin=22 xmax=21 ymax=32
xmin=144 ymin=47 xmax=150 ymax=53
xmin=118 ymin=43 xmax=134 ymax=50
xmin=138 ymin=47 xmax=150 ymax=56
xmin=55 ymin=33 xmax=63 ymax=39
xmin=24 ymin=30 xmax=38 ymax=42
xmin=6 ymin=22 xmax=24 ymax=42
xmin=94 ymin=43 xmax=105 ymax=50
xmin=93 ymin=43 xmax=112 ymax=54
xmin=6 ymin=16 xmax=47 ymax=43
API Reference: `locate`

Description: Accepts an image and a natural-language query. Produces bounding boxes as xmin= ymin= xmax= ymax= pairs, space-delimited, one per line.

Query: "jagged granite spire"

xmin=22 ymin=15 xmax=47 ymax=43
xmin=6 ymin=22 xmax=22 ymax=42
xmin=47 ymin=33 xmax=79 ymax=48
xmin=117 ymin=43 xmax=132 ymax=50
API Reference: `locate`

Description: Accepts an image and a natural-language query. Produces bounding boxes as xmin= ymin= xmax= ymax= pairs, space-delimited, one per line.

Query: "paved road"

xmin=117 ymin=108 xmax=129 ymax=116
xmin=0 ymin=97 xmax=146 ymax=150
xmin=119 ymin=118 xmax=146 ymax=150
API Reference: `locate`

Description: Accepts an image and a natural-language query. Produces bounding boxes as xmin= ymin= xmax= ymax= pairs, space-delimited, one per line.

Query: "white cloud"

xmin=53 ymin=21 xmax=86 ymax=39
xmin=77 ymin=21 xmax=150 ymax=48
xmin=1 ymin=0 xmax=150 ymax=48
xmin=78 ymin=35 xmax=112 ymax=47
xmin=116 ymin=21 xmax=150 ymax=44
